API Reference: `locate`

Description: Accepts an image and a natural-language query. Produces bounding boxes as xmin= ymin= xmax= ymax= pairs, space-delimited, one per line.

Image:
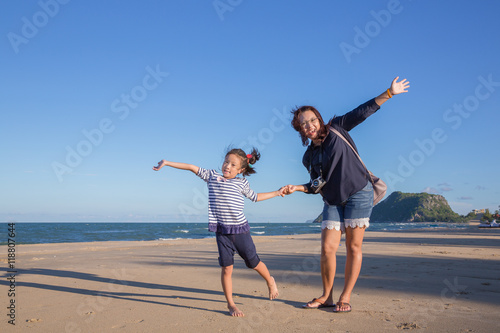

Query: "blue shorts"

xmin=321 ymin=182 xmax=373 ymax=234
xmin=216 ymin=232 xmax=261 ymax=268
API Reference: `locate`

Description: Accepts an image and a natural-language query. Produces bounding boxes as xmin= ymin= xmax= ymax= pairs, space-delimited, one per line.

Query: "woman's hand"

xmin=389 ymin=76 xmax=410 ymax=95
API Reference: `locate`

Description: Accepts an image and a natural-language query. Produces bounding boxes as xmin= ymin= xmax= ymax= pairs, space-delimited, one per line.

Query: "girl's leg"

xmin=221 ymin=265 xmax=244 ymax=317
xmin=336 ymin=226 xmax=365 ymax=311
xmin=253 ymin=261 xmax=279 ymax=300
xmin=233 ymin=232 xmax=279 ymax=300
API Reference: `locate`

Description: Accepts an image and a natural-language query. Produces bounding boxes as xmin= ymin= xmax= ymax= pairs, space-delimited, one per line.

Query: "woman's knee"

xmin=321 ymin=229 xmax=341 ymax=254
xmin=345 ymin=237 xmax=363 ymax=256
xmin=347 ymin=243 xmax=363 ymax=257
xmin=321 ymin=240 xmax=339 ymax=256
xmin=345 ymin=227 xmax=365 ymax=254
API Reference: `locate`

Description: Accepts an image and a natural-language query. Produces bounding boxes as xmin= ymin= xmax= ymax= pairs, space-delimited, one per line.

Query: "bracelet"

xmin=387 ymin=89 xmax=392 ymax=98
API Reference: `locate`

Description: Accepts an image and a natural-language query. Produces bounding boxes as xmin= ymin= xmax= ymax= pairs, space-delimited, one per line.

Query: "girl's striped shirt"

xmin=197 ymin=168 xmax=257 ymax=234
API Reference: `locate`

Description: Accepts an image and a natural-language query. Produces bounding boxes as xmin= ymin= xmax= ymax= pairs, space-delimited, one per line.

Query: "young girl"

xmin=153 ymin=147 xmax=283 ymax=317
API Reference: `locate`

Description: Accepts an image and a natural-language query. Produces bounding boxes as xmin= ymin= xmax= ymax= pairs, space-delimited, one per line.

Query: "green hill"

xmin=312 ymin=191 xmax=468 ymax=223
xmin=370 ymin=191 xmax=464 ymax=222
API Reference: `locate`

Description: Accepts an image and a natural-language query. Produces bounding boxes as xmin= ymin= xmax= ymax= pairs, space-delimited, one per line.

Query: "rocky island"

xmin=370 ymin=191 xmax=465 ymax=222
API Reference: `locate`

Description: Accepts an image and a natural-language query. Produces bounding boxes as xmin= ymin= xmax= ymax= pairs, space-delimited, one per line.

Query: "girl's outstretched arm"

xmin=153 ymin=160 xmax=200 ymax=174
xmin=256 ymin=187 xmax=287 ymax=202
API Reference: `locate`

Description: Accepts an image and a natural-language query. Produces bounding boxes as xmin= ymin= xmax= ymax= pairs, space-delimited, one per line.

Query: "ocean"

xmin=1 ymin=222 xmax=472 ymax=245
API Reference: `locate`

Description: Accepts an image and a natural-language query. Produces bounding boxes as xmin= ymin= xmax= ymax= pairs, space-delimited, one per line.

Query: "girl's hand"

xmin=153 ymin=160 xmax=168 ymax=171
xmin=389 ymin=76 xmax=410 ymax=96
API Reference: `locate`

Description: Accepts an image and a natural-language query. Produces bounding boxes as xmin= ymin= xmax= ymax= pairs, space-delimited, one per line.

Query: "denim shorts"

xmin=216 ymin=232 xmax=261 ymax=268
xmin=321 ymin=182 xmax=374 ymax=234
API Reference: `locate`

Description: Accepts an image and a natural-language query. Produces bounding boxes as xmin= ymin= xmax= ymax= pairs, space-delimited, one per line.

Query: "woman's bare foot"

xmin=228 ymin=304 xmax=244 ymax=317
xmin=268 ymin=276 xmax=279 ymax=300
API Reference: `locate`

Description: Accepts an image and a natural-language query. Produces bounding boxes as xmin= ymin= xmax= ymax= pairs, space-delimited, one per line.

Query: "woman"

xmin=285 ymin=77 xmax=410 ymax=313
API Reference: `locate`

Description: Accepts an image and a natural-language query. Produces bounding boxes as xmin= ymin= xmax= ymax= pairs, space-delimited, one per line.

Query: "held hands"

xmin=277 ymin=186 xmax=293 ymax=197
xmin=277 ymin=187 xmax=287 ymax=197
xmin=389 ymin=76 xmax=410 ymax=96
xmin=279 ymin=185 xmax=298 ymax=196
xmin=153 ymin=160 xmax=168 ymax=171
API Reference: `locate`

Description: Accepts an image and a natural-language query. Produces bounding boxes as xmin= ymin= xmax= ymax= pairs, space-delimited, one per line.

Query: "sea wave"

xmin=157 ymin=237 xmax=184 ymax=241
xmin=3 ymin=222 xmax=472 ymax=245
xmin=156 ymin=236 xmax=215 ymax=241
xmin=84 ymin=229 xmax=139 ymax=234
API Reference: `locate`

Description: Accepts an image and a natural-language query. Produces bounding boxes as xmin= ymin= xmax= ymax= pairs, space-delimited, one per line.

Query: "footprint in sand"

xmin=26 ymin=318 xmax=42 ymax=323
xmin=396 ymin=322 xmax=420 ymax=330
xmin=112 ymin=319 xmax=144 ymax=328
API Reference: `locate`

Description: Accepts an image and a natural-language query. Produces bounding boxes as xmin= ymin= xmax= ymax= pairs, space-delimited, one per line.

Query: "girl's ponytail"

xmin=244 ymin=147 xmax=260 ymax=176
xmin=247 ymin=147 xmax=260 ymax=165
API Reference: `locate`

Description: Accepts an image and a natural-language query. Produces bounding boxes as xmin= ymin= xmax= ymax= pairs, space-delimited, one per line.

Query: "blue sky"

xmin=1 ymin=0 xmax=499 ymax=223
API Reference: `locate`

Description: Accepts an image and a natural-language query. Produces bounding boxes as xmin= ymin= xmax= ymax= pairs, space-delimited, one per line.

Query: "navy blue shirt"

xmin=302 ymin=98 xmax=380 ymax=205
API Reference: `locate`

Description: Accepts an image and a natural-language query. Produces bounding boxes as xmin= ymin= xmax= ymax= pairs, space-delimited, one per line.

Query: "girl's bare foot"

xmin=268 ymin=276 xmax=279 ymax=300
xmin=228 ymin=304 xmax=244 ymax=317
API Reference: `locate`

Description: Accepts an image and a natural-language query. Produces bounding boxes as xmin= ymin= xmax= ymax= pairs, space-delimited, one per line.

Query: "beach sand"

xmin=1 ymin=227 xmax=499 ymax=332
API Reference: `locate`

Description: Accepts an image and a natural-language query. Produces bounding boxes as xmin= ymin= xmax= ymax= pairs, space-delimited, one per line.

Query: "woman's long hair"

xmin=291 ymin=105 xmax=328 ymax=146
